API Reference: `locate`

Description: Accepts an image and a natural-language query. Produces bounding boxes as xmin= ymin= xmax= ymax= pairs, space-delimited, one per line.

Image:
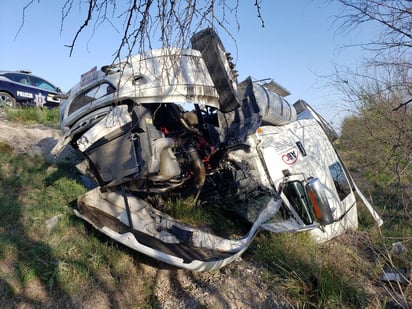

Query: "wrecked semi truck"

xmin=52 ymin=28 xmax=383 ymax=271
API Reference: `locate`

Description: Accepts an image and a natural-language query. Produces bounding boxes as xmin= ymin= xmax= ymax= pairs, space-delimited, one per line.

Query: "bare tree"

xmin=334 ymin=0 xmax=412 ymax=58
xmin=334 ymin=61 xmax=412 ymax=211
xmin=20 ymin=0 xmax=265 ymax=62
xmin=332 ymin=0 xmax=412 ymax=110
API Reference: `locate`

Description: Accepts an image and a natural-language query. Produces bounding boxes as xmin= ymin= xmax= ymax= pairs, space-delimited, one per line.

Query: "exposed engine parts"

xmin=52 ymin=28 xmax=383 ymax=271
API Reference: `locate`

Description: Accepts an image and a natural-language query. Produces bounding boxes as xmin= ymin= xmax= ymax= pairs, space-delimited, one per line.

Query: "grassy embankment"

xmin=0 ymin=107 xmax=410 ymax=308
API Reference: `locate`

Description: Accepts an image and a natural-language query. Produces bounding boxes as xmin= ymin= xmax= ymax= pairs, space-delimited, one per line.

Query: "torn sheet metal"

xmin=75 ymin=187 xmax=281 ymax=271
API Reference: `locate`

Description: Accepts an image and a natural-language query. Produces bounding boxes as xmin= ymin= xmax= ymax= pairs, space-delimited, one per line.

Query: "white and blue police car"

xmin=0 ymin=70 xmax=62 ymax=108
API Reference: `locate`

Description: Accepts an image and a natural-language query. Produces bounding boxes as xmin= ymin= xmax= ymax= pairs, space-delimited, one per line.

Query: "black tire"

xmin=0 ymin=92 xmax=17 ymax=108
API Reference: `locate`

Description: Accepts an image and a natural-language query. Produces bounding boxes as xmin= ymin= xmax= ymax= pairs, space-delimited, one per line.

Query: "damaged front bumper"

xmin=75 ymin=186 xmax=282 ymax=271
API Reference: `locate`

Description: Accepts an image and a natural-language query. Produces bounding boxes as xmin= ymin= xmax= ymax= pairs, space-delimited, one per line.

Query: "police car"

xmin=0 ymin=70 xmax=62 ymax=108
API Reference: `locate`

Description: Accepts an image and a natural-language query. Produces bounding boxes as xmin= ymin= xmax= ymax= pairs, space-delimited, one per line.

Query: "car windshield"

xmin=4 ymin=72 xmax=58 ymax=92
xmin=29 ymin=75 xmax=57 ymax=91
xmin=68 ymin=82 xmax=116 ymax=115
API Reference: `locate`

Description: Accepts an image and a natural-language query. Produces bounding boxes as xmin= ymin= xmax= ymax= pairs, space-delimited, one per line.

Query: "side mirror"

xmin=306 ymin=178 xmax=334 ymax=225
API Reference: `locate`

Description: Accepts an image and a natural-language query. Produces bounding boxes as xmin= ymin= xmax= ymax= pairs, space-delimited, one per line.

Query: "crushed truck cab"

xmin=52 ymin=28 xmax=382 ymax=271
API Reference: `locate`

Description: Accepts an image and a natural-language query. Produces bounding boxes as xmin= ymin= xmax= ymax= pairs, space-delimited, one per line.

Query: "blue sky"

xmin=1 ymin=1 xmax=377 ymax=129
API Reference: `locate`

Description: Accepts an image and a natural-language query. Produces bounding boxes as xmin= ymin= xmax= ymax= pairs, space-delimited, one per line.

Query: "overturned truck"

xmin=52 ymin=28 xmax=383 ymax=271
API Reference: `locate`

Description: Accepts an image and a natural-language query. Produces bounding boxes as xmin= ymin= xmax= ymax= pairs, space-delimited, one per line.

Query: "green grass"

xmin=3 ymin=106 xmax=60 ymax=127
xmin=163 ymin=197 xmax=239 ymax=236
xmin=251 ymin=232 xmax=371 ymax=308
xmin=0 ymin=113 xmax=410 ymax=307
xmin=0 ymin=142 xmax=155 ymax=306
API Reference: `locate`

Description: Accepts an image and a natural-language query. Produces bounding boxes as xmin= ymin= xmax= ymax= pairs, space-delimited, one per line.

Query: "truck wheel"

xmin=0 ymin=92 xmax=17 ymax=108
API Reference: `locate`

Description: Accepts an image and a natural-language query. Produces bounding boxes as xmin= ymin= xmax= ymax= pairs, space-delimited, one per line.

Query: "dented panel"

xmin=52 ymin=28 xmax=383 ymax=271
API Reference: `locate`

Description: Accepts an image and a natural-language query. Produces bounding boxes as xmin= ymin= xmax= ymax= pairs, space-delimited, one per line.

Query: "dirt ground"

xmin=0 ymin=116 xmax=61 ymax=163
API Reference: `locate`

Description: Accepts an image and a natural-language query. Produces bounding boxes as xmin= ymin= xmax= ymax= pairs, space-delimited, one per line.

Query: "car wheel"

xmin=0 ymin=92 xmax=17 ymax=108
